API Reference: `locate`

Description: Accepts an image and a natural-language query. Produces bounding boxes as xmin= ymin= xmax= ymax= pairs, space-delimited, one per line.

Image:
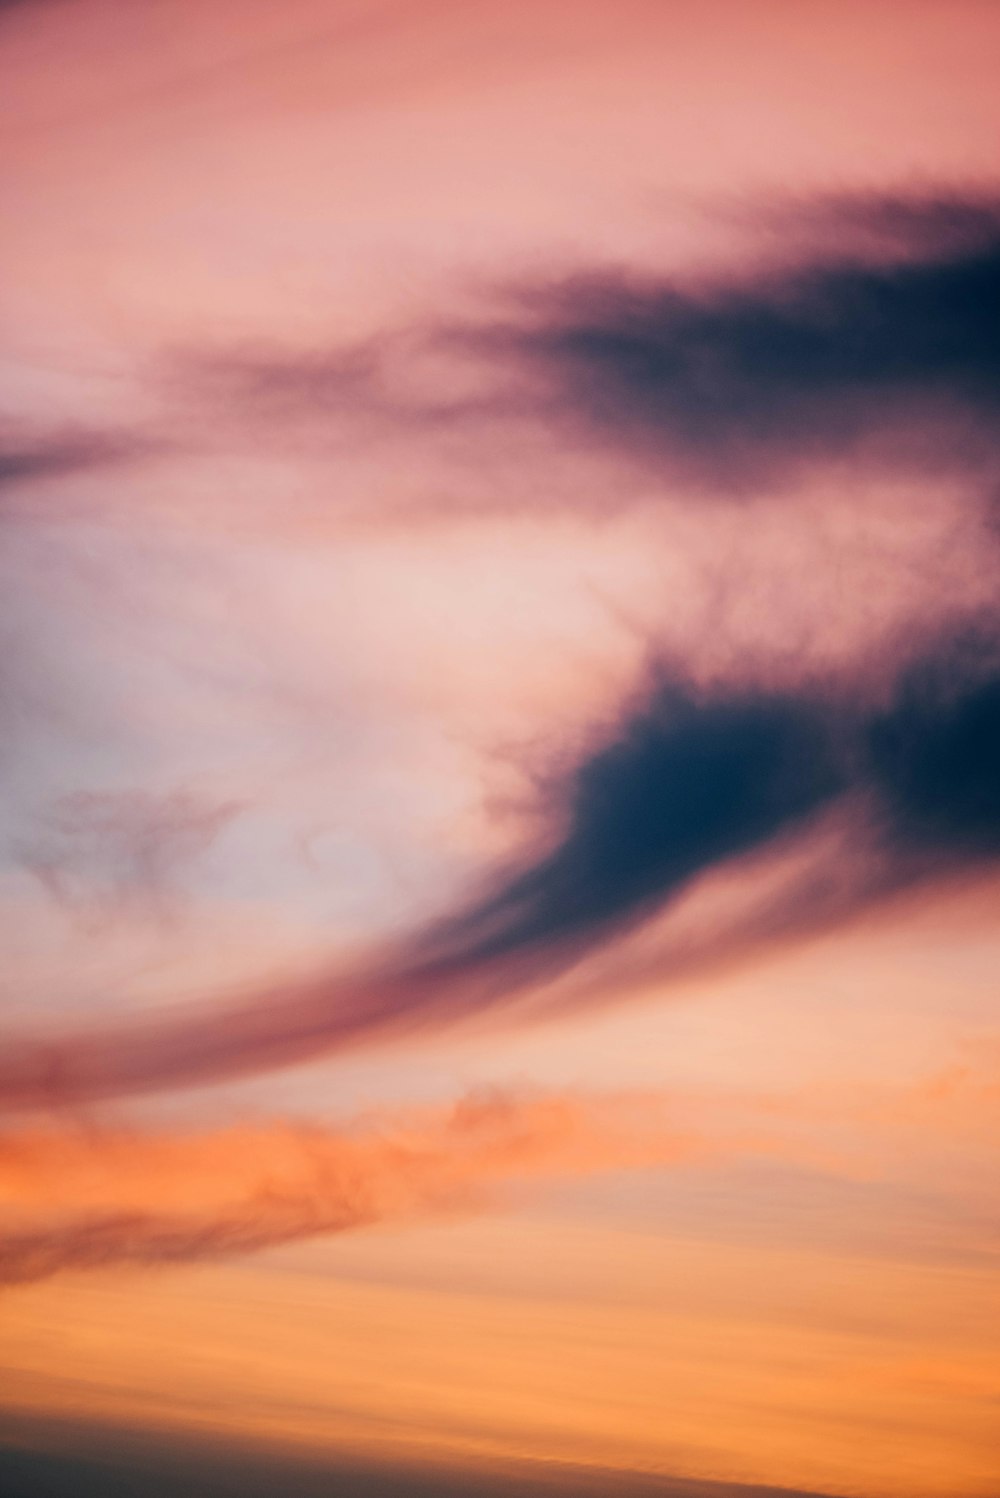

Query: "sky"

xmin=0 ymin=2 xmax=999 ymax=1495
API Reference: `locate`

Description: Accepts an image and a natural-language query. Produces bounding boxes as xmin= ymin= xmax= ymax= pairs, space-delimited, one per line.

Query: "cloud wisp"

xmin=0 ymin=426 xmax=149 ymax=498
xmin=0 ymin=1088 xmax=699 ymax=1285
xmin=482 ymin=208 xmax=1000 ymax=495
xmin=186 ymin=192 xmax=1000 ymax=508
xmin=5 ymin=1052 xmax=993 ymax=1287
xmin=17 ymin=788 xmax=246 ymax=921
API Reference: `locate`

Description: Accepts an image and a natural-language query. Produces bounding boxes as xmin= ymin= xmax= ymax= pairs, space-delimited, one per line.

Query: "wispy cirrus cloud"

xmin=0 ymin=426 xmax=145 ymax=494
xmin=16 ymin=788 xmax=246 ymax=921
xmin=0 ymin=1088 xmax=699 ymax=1284
xmin=5 ymin=1052 xmax=995 ymax=1286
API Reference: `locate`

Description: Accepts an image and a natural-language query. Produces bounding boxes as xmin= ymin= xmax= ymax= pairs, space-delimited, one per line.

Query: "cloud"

xmin=1 ymin=193 xmax=999 ymax=1108
xmin=3 ymin=634 xmax=1000 ymax=1109
xmin=4 ymin=1052 xmax=991 ymax=1286
xmin=0 ymin=427 xmax=142 ymax=494
xmin=0 ymin=1416 xmax=847 ymax=1498
xmin=0 ymin=673 xmax=852 ymax=1108
xmin=16 ymin=788 xmax=246 ymax=920
xmin=868 ymin=638 xmax=1000 ymax=855
xmin=417 ymin=640 xmax=1000 ymax=973
xmin=404 ymin=683 xmax=845 ymax=978
xmin=756 ymin=188 xmax=1000 ymax=261
xmin=181 ymin=191 xmax=1000 ymax=507
xmin=472 ymin=217 xmax=1000 ymax=495
xmin=0 ymin=1088 xmax=698 ymax=1285
xmin=0 ymin=0 xmax=63 ymax=17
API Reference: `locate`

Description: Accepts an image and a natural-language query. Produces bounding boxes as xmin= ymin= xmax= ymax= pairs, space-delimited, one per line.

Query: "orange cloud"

xmin=0 ymin=1088 xmax=701 ymax=1285
xmin=7 ymin=1050 xmax=993 ymax=1288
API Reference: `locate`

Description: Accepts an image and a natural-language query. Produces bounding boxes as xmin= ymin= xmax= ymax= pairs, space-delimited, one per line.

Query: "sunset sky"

xmin=1 ymin=3 xmax=999 ymax=1496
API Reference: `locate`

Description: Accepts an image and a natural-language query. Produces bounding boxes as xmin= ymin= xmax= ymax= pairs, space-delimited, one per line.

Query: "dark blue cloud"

xmin=0 ymin=1414 xmax=847 ymax=1498
xmin=5 ymin=642 xmax=1000 ymax=1108
xmin=413 ymin=687 xmax=844 ymax=977
xmin=416 ymin=642 xmax=1000 ymax=984
xmin=0 ymin=428 xmax=144 ymax=491
xmin=482 ymin=215 xmax=1000 ymax=493
xmin=192 ymin=191 xmax=1000 ymax=507
xmin=870 ymin=646 xmax=1000 ymax=855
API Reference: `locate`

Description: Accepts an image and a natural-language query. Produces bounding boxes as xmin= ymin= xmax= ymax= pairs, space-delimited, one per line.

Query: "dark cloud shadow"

xmin=868 ymin=636 xmax=1000 ymax=855
xmin=179 ymin=191 xmax=1000 ymax=509
xmin=470 ymin=216 xmax=1000 ymax=495
xmin=406 ymin=684 xmax=845 ymax=980
xmin=0 ymin=1412 xmax=847 ymax=1498
xmin=0 ymin=0 xmax=66 ymax=17
xmin=0 ymin=427 xmax=153 ymax=503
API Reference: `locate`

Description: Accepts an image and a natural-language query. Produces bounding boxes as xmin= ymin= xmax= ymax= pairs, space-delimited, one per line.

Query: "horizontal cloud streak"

xmin=473 ymin=217 xmax=1000 ymax=494
xmin=0 ymin=1089 xmax=698 ymax=1284
xmin=187 ymin=192 xmax=1000 ymax=507
xmin=0 ymin=426 xmax=147 ymax=494
xmin=5 ymin=1054 xmax=992 ymax=1286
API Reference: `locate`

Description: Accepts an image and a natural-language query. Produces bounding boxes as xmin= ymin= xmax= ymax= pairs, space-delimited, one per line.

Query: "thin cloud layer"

xmin=0 ymin=427 xmax=146 ymax=494
xmin=0 ymin=1088 xmax=697 ymax=1284
xmin=17 ymin=788 xmax=246 ymax=919
xmin=4 ymin=1056 xmax=992 ymax=1286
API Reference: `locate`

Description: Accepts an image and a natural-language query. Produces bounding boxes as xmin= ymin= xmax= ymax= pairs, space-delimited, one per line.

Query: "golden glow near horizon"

xmin=2 ymin=1214 xmax=998 ymax=1498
